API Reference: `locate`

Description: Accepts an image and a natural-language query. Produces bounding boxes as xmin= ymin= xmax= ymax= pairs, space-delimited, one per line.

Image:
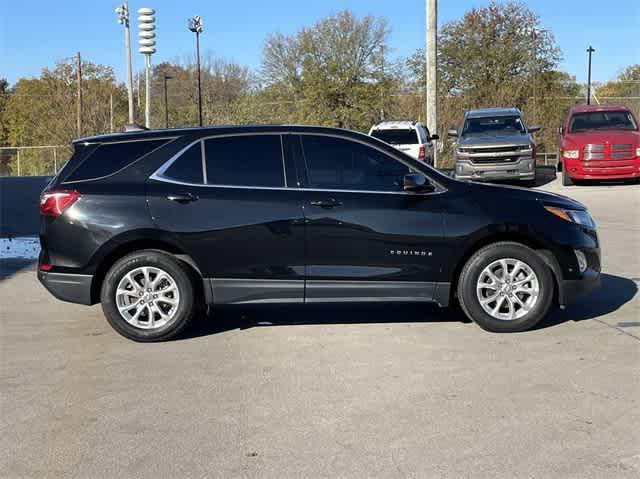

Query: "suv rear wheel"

xmin=457 ymin=242 xmax=553 ymax=332
xmin=101 ymin=250 xmax=196 ymax=342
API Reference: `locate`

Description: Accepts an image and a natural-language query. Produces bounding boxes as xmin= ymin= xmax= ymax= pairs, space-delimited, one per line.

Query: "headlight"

xmin=636 ymin=147 xmax=640 ymax=157
xmin=562 ymin=150 xmax=579 ymax=159
xmin=544 ymin=206 xmax=595 ymax=228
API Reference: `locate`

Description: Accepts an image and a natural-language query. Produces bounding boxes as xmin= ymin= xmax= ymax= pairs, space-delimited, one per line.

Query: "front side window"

xmin=568 ymin=111 xmax=638 ymax=133
xmin=204 ymin=135 xmax=284 ymax=187
xmin=299 ymin=135 xmax=410 ymax=192
xmin=462 ymin=116 xmax=526 ymax=136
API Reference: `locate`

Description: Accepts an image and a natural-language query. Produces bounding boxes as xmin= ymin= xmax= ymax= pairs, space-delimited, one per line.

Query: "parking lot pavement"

xmin=1 ymin=177 xmax=639 ymax=478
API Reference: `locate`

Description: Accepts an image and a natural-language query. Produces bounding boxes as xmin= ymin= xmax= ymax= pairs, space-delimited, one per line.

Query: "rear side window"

xmin=66 ymin=139 xmax=168 ymax=182
xmin=204 ymin=135 xmax=284 ymax=187
xmin=163 ymin=143 xmax=204 ymax=184
xmin=299 ymin=135 xmax=410 ymax=192
xmin=371 ymin=128 xmax=419 ymax=145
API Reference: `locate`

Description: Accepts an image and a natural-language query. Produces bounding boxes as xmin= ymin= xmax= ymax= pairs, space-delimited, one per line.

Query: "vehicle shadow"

xmin=179 ymin=273 xmax=637 ymax=339
xmin=0 ymin=258 xmax=37 ymax=281
xmin=535 ymin=273 xmax=638 ymax=329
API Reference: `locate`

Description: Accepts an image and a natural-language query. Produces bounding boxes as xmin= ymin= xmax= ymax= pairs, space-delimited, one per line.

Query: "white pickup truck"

xmin=368 ymin=120 xmax=438 ymax=165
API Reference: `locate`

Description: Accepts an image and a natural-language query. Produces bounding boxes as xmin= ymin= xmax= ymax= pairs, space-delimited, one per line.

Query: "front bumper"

xmin=38 ymin=270 xmax=94 ymax=305
xmin=455 ymin=159 xmax=535 ymax=181
xmin=564 ymin=159 xmax=640 ymax=180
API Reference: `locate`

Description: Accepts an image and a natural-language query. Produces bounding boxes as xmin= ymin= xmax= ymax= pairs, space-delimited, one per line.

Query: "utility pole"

xmin=109 ymin=92 xmax=114 ymax=132
xmin=116 ymin=2 xmax=135 ymax=126
xmin=379 ymin=44 xmax=385 ymax=121
xmin=163 ymin=73 xmax=173 ymax=128
xmin=76 ymin=52 xmax=82 ymax=137
xmin=426 ymin=0 xmax=438 ymax=167
xmin=586 ymin=46 xmax=595 ymax=105
xmin=531 ymin=30 xmax=537 ymax=123
xmin=188 ymin=16 xmax=204 ymax=127
xmin=138 ymin=8 xmax=157 ymax=128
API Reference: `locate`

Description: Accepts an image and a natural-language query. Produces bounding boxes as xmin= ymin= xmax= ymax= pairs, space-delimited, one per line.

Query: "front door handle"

xmin=166 ymin=193 xmax=199 ymax=204
xmin=310 ymin=198 xmax=342 ymax=208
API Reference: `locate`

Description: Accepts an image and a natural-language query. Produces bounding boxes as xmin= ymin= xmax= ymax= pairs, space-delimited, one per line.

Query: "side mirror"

xmin=447 ymin=129 xmax=458 ymax=138
xmin=430 ymin=134 xmax=440 ymax=141
xmin=558 ymin=126 xmax=564 ymax=136
xmin=528 ymin=125 xmax=541 ymax=133
xmin=403 ymin=173 xmax=435 ymax=193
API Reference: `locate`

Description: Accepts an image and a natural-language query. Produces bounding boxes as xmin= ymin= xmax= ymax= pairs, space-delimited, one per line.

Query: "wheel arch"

xmin=449 ymin=232 xmax=562 ymax=306
xmin=89 ymin=236 xmax=204 ymax=304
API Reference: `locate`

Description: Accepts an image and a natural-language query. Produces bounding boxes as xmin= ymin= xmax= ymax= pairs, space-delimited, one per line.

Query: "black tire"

xmin=457 ymin=242 xmax=554 ymax=333
xmin=101 ymin=250 xmax=196 ymax=342
xmin=562 ymin=167 xmax=574 ymax=186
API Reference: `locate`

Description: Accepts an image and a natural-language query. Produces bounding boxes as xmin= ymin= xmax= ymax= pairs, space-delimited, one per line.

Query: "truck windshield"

xmin=371 ymin=129 xmax=419 ymax=145
xmin=568 ymin=111 xmax=638 ymax=133
xmin=462 ymin=116 xmax=525 ymax=136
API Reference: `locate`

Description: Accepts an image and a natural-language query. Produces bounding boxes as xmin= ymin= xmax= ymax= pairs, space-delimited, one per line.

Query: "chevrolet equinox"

xmin=38 ymin=125 xmax=601 ymax=341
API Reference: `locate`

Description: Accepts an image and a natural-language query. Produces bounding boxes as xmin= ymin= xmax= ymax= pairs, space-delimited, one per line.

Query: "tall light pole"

xmin=163 ymin=73 xmax=173 ymax=129
xmin=188 ymin=16 xmax=204 ymax=127
xmin=76 ymin=52 xmax=82 ymax=137
xmin=116 ymin=1 xmax=135 ymax=126
xmin=425 ymin=0 xmax=438 ymax=167
xmin=586 ymin=46 xmax=595 ymax=105
xmin=138 ymin=7 xmax=157 ymax=128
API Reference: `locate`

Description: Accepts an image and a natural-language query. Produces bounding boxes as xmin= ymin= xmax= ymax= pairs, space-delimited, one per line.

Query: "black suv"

xmin=38 ymin=125 xmax=600 ymax=341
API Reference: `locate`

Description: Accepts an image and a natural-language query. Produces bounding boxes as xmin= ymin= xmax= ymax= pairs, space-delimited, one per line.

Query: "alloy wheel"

xmin=476 ymin=258 xmax=540 ymax=321
xmin=115 ymin=266 xmax=180 ymax=329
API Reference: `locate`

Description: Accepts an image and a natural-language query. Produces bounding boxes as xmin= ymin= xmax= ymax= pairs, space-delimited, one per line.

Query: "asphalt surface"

xmin=1 ymin=174 xmax=639 ymax=478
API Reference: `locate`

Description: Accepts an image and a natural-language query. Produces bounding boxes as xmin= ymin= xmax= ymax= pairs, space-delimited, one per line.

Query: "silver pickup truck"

xmin=449 ymin=107 xmax=540 ymax=183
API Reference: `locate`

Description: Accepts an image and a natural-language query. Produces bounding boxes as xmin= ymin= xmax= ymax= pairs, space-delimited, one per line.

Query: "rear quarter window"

xmin=65 ymin=138 xmax=169 ymax=182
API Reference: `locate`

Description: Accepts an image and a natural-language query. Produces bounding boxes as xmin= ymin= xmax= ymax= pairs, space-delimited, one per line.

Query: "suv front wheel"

xmin=457 ymin=242 xmax=553 ymax=332
xmin=101 ymin=250 xmax=196 ymax=342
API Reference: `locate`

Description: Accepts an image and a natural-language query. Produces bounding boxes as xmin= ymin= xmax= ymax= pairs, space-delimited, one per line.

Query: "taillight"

xmin=418 ymin=146 xmax=426 ymax=161
xmin=531 ymin=143 xmax=536 ymax=159
xmin=39 ymin=263 xmax=53 ymax=271
xmin=39 ymin=190 xmax=80 ymax=217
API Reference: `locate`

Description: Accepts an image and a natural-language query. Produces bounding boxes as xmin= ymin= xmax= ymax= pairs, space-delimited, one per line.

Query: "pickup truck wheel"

xmin=562 ymin=167 xmax=574 ymax=186
xmin=101 ymin=250 xmax=195 ymax=342
xmin=457 ymin=242 xmax=553 ymax=333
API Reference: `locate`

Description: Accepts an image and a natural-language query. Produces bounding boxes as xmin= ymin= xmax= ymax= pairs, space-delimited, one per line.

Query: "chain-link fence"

xmin=0 ymin=145 xmax=72 ymax=177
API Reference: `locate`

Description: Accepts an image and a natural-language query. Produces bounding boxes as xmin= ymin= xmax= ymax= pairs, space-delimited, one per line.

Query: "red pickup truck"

xmin=559 ymin=104 xmax=640 ymax=185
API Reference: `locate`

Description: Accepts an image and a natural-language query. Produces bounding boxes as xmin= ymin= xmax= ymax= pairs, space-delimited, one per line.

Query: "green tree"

xmin=2 ymin=58 xmax=128 ymax=174
xmin=147 ymin=55 xmax=251 ymax=129
xmin=403 ymin=1 xmax=571 ymax=161
xmin=596 ymin=65 xmax=640 ymax=117
xmin=259 ymin=10 xmax=395 ymax=130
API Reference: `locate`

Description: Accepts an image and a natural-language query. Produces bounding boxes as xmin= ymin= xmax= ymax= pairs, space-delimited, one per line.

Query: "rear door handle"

xmin=310 ymin=198 xmax=342 ymax=208
xmin=166 ymin=193 xmax=199 ymax=204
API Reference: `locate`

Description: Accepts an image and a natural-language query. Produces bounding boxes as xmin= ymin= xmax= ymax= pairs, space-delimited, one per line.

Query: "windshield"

xmin=462 ymin=115 xmax=526 ymax=136
xmin=371 ymin=128 xmax=419 ymax=145
xmin=568 ymin=111 xmax=638 ymax=133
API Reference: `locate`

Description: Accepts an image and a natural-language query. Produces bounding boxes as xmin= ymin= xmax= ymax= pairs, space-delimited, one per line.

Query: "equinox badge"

xmin=390 ymin=250 xmax=432 ymax=257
